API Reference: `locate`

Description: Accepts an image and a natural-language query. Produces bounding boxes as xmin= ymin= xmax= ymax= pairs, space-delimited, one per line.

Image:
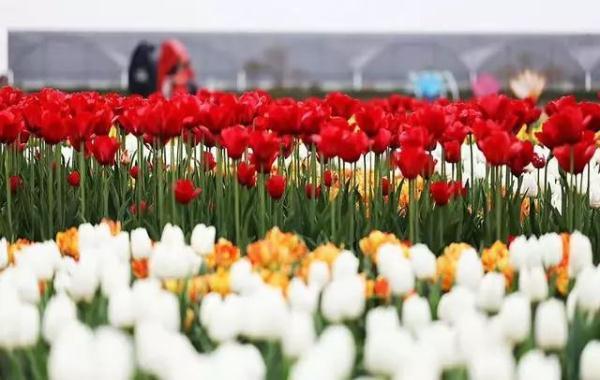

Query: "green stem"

xmin=4 ymin=147 xmax=14 ymax=240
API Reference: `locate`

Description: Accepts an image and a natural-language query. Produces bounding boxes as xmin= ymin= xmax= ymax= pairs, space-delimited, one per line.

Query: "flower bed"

xmin=0 ymin=221 xmax=599 ymax=379
xmin=1 ymin=86 xmax=600 ymax=378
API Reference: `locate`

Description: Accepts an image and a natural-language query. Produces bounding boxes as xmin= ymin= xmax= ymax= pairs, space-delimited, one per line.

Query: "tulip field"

xmin=1 ymin=86 xmax=600 ymax=379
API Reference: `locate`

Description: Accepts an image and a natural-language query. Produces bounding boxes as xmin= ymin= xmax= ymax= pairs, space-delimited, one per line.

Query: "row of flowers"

xmin=0 ymin=221 xmax=600 ymax=379
xmin=1 ymin=86 xmax=600 ymax=254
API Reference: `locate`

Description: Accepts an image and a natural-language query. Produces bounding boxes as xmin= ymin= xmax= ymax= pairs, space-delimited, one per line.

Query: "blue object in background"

xmin=412 ymin=71 xmax=445 ymax=100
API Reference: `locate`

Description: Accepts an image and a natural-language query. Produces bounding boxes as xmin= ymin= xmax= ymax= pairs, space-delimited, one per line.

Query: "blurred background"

xmin=2 ymin=0 xmax=600 ymax=100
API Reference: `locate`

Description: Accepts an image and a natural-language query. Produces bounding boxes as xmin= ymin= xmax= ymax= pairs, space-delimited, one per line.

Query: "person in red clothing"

xmin=157 ymin=39 xmax=197 ymax=98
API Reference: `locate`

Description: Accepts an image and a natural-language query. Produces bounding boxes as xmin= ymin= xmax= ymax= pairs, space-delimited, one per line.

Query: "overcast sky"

xmin=2 ymin=0 xmax=600 ymax=33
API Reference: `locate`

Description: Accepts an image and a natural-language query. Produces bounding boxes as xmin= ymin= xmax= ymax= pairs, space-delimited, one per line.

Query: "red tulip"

xmin=414 ymin=105 xmax=446 ymax=141
xmin=371 ymin=128 xmax=392 ymax=154
xmin=421 ymin=154 xmax=437 ymax=180
xmin=507 ymin=140 xmax=534 ymax=176
xmin=532 ymin=153 xmax=546 ymax=169
xmin=248 ymin=130 xmax=280 ymax=173
xmin=430 ymin=180 xmax=465 ymax=206
xmin=263 ymin=99 xmax=300 ymax=135
xmin=266 ymin=174 xmax=286 ymax=200
xmin=202 ymin=151 xmax=216 ymax=172
xmin=553 ymin=131 xmax=597 ymax=174
xmin=381 ymin=177 xmax=390 ymax=196
xmin=129 ymin=165 xmax=139 ymax=179
xmin=338 ymin=129 xmax=369 ymax=163
xmin=536 ymin=106 xmax=585 ymax=149
xmin=237 ymin=162 xmax=256 ymax=188
xmin=324 ymin=92 xmax=358 ymax=119
xmin=173 ymin=179 xmax=202 ymax=204
xmin=305 ymin=183 xmax=322 ymax=199
xmin=0 ymin=108 xmax=25 ymax=144
xmin=9 ymin=175 xmax=23 ymax=194
xmin=442 ymin=140 xmax=461 ymax=163
xmin=430 ymin=181 xmax=454 ymax=206
xmin=89 ymin=136 xmax=120 ymax=166
xmin=392 ymin=147 xmax=429 ymax=180
xmin=317 ymin=118 xmax=348 ymax=159
xmin=323 ymin=170 xmax=336 ymax=187
xmin=355 ymin=104 xmax=388 ymax=137
xmin=67 ymin=171 xmax=81 ymax=187
xmin=130 ymin=200 xmax=149 ymax=215
xmin=478 ymin=130 xmax=512 ymax=166
xmin=221 ymin=125 xmax=249 ymax=160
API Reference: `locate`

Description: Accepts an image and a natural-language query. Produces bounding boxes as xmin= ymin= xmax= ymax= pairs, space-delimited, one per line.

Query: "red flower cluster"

xmin=430 ymin=181 xmax=466 ymax=206
xmin=537 ymin=97 xmax=599 ymax=174
xmin=3 ymin=86 xmax=597 ymax=180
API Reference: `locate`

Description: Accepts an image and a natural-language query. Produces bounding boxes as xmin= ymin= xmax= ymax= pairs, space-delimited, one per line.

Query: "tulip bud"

xmin=130 ymin=228 xmax=152 ymax=260
xmin=67 ymin=170 xmax=81 ymax=187
xmin=191 ymin=223 xmax=216 ymax=256
xmin=455 ymin=249 xmax=483 ymax=291
xmin=517 ymin=350 xmax=560 ymax=380
xmin=402 ymin=295 xmax=431 ymax=334
xmin=581 ymin=341 xmax=600 ymax=380
xmin=498 ymin=292 xmax=531 ymax=344
xmin=477 ymin=272 xmax=505 ymax=313
xmin=535 ymin=298 xmax=567 ymax=351
xmin=266 ymin=174 xmax=286 ymax=200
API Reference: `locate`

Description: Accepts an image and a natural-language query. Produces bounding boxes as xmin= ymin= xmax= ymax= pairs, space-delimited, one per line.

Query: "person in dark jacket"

xmin=128 ymin=41 xmax=157 ymax=97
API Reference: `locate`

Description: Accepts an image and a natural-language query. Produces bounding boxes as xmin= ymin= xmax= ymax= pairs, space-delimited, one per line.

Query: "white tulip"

xmin=574 ymin=267 xmax=600 ymax=313
xmin=366 ymin=306 xmax=400 ymax=337
xmin=402 ymin=295 xmax=431 ymax=334
xmin=517 ymin=350 xmax=560 ymax=380
xmin=456 ymin=248 xmax=483 ymax=291
xmin=282 ymin=311 xmax=316 ymax=359
xmin=108 ymin=288 xmax=135 ymax=329
xmin=68 ymin=252 xmax=100 ymax=302
xmin=0 ymin=238 xmax=8 ymax=269
xmin=200 ymin=292 xmax=222 ymax=327
xmin=43 ymin=293 xmax=77 ymax=343
xmin=498 ymin=292 xmax=531 ymax=344
xmin=130 ymin=228 xmax=152 ymax=260
xmin=160 ymin=223 xmax=185 ymax=247
xmin=206 ymin=294 xmax=242 ymax=343
xmin=94 ymin=327 xmax=134 ymax=380
xmin=332 ymin=250 xmax=359 ymax=279
xmin=240 ymin=287 xmax=287 ymax=340
xmin=394 ymin=341 xmax=441 ymax=380
xmin=379 ymin=255 xmax=414 ymax=296
xmin=364 ymin=327 xmax=413 ymax=376
xmin=477 ymin=272 xmax=506 ymax=313
xmin=307 ymin=260 xmax=330 ymax=290
xmin=418 ymin=322 xmax=461 ymax=369
xmin=469 ymin=347 xmax=515 ymax=380
xmin=287 ymin=278 xmax=319 ymax=314
xmin=14 ymin=266 xmax=41 ymax=304
xmin=535 ymin=298 xmax=567 ymax=350
xmin=212 ymin=342 xmax=266 ymax=380
xmin=15 ymin=241 xmax=61 ymax=281
xmin=149 ymin=243 xmax=196 ymax=279
xmin=191 ymin=224 xmax=216 ymax=256
xmin=437 ymin=286 xmax=476 ymax=324
xmin=519 ymin=266 xmax=548 ymax=302
xmin=229 ymin=258 xmax=252 ymax=293
xmin=48 ymin=321 xmax=95 ymax=380
xmin=580 ymin=341 xmax=600 ymax=380
xmin=321 ymin=274 xmax=365 ymax=323
xmin=539 ymin=233 xmax=563 ymax=268
xmin=410 ymin=244 xmax=436 ymax=280
xmin=569 ymin=231 xmax=593 ymax=276
xmin=100 ymin=258 xmax=130 ymax=297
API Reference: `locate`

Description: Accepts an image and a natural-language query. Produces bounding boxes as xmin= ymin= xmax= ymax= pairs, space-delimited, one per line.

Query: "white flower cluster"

xmin=1 ymin=223 xmax=600 ymax=379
